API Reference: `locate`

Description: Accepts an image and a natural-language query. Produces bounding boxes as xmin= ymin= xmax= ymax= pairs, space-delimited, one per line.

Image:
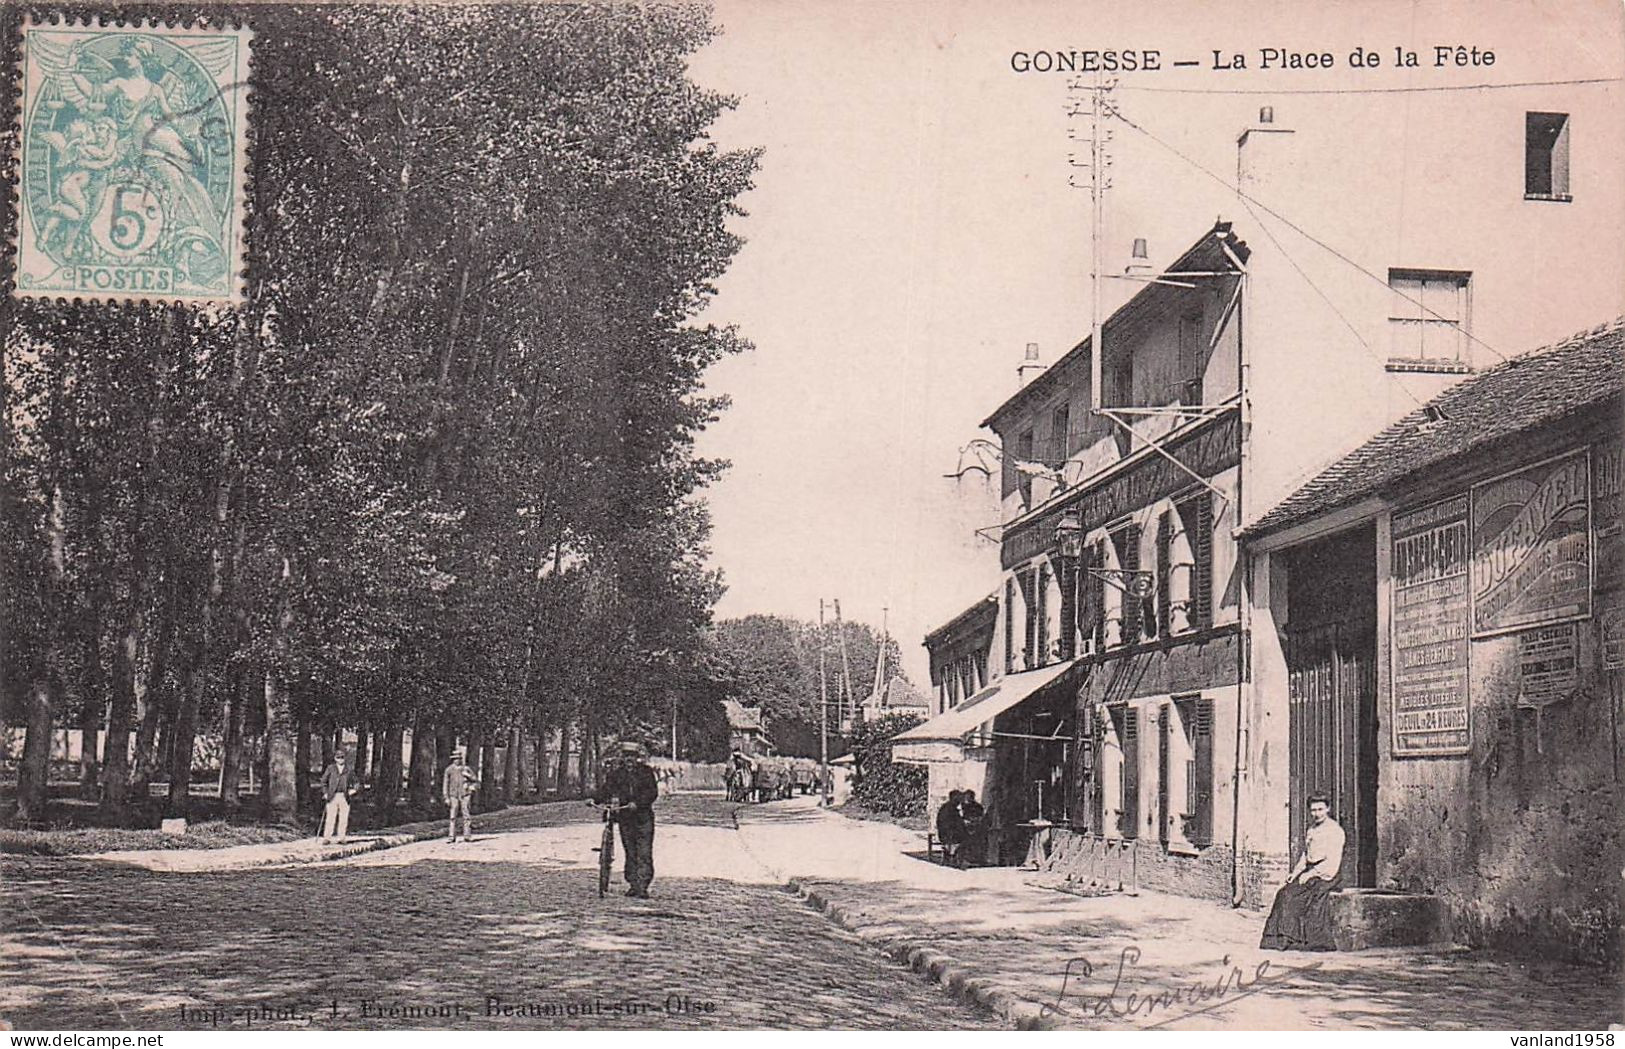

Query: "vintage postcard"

xmin=0 ymin=0 xmax=1620 ymax=1037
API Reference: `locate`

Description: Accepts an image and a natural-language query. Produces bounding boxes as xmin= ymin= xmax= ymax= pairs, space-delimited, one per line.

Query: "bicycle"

xmin=587 ymin=801 xmax=623 ymax=897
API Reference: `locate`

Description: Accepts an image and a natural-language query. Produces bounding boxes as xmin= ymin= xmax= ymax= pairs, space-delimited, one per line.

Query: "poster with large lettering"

xmin=1593 ymin=441 xmax=1623 ymax=594
xmin=1392 ymin=494 xmax=1471 ymax=756
xmin=1471 ymin=451 xmax=1592 ymax=638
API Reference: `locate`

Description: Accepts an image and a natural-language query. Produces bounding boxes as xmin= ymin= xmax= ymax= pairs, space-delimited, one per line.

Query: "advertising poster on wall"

xmin=1392 ymin=494 xmax=1472 ymax=756
xmin=1593 ymin=440 xmax=1623 ymax=594
xmin=1471 ymin=451 xmax=1592 ymax=638
xmin=1517 ymin=623 xmax=1581 ymax=709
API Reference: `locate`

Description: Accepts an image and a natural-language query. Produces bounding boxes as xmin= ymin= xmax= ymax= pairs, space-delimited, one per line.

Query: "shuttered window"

xmin=1090 ymin=709 xmax=1105 ymax=835
xmin=1184 ymin=697 xmax=1215 ymax=846
xmin=1157 ymin=704 xmax=1170 ymax=845
xmin=1004 ymin=577 xmax=1016 ymax=675
xmin=1155 ymin=510 xmax=1172 ymax=638
xmin=1020 ymin=569 xmax=1039 ymax=669
xmin=1036 ymin=564 xmax=1051 ymax=665
xmin=1112 ymin=524 xmax=1142 ymax=644
xmin=1059 ymin=554 xmax=1077 ymax=661
xmin=1117 ymin=706 xmax=1140 ymax=839
xmin=1178 ymin=495 xmax=1214 ymax=630
xmin=1089 ymin=539 xmax=1107 ymax=653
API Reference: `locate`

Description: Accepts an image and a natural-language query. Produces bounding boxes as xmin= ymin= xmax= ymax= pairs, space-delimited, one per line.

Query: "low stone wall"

xmin=1037 ymin=828 xmax=1270 ymax=908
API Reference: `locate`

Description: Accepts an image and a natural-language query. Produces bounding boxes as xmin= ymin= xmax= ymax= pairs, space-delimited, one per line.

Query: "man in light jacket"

xmin=443 ymin=746 xmax=477 ymax=844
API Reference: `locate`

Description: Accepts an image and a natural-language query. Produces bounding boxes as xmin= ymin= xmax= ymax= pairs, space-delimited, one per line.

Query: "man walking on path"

xmin=1260 ymin=793 xmax=1346 ymax=951
xmin=319 ymin=748 xmax=358 ymax=842
xmin=443 ymin=746 xmax=477 ymax=843
xmin=593 ymin=741 xmax=660 ymax=897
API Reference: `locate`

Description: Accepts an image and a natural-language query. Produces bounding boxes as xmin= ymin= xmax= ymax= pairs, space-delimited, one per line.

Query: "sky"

xmin=682 ymin=0 xmax=1624 ymax=684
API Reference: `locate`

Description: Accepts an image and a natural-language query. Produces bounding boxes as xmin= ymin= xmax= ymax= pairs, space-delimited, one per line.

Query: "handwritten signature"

xmin=1039 ymin=945 xmax=1323 ymax=1028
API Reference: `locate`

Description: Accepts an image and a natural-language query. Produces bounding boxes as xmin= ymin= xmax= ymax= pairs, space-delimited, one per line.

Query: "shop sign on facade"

xmin=1391 ymin=494 xmax=1472 ymax=755
xmin=1470 ymin=450 xmax=1591 ymax=638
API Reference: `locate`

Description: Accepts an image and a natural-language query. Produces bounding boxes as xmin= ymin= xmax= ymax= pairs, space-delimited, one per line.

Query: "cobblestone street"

xmin=0 ymin=796 xmax=999 ymax=1031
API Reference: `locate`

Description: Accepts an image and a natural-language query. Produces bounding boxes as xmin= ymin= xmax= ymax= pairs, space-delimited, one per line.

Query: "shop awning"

xmin=891 ymin=661 xmax=1077 ymax=765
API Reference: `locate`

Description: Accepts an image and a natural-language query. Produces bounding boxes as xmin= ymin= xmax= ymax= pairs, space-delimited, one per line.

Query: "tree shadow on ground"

xmin=1 ymin=850 xmax=998 ymax=1031
xmin=790 ymin=878 xmax=1620 ymax=1030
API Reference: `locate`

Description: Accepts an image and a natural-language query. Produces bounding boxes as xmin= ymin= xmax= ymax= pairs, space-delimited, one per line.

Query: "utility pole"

xmin=818 ymin=599 xmax=831 ymax=807
xmin=1067 ymin=71 xmax=1114 ymax=412
xmin=1089 ymin=72 xmax=1109 ymax=412
xmin=834 ymin=599 xmax=854 ymax=728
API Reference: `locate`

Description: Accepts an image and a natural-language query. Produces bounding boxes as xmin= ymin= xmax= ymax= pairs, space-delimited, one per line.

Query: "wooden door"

xmin=1287 ymin=621 xmax=1377 ymax=886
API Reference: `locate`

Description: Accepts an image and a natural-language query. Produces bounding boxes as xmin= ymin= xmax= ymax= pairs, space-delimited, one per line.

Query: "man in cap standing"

xmin=443 ymin=746 xmax=477 ymax=844
xmin=593 ymin=741 xmax=659 ymax=897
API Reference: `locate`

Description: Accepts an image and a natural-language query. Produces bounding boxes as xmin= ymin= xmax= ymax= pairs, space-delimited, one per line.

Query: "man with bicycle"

xmin=593 ymin=740 xmax=660 ymax=898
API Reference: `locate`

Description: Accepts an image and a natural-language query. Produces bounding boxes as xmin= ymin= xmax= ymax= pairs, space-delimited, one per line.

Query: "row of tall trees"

xmin=2 ymin=4 xmax=758 ymax=823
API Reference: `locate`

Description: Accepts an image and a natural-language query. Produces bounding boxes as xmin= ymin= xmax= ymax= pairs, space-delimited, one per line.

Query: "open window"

xmin=1525 ymin=112 xmax=1571 ymax=201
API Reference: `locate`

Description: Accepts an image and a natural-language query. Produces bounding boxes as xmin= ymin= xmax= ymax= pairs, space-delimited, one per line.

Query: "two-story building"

xmin=903 ymin=82 xmax=1625 ymax=922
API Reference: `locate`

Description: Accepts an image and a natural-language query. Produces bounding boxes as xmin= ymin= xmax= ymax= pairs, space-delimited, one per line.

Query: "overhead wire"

xmin=1104 ymin=99 xmax=1512 ymax=366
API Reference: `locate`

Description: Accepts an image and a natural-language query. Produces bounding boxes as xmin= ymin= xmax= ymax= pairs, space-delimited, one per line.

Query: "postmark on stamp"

xmin=14 ymin=20 xmax=251 ymax=304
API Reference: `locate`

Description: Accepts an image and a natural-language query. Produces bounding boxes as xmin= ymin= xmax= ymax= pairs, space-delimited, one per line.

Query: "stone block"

xmin=1331 ymin=889 xmax=1450 ymax=950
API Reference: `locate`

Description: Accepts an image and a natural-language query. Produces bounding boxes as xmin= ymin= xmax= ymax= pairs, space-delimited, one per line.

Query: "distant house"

xmin=723 ymin=700 xmax=775 ymax=757
xmin=866 ymin=676 xmax=930 ymax=719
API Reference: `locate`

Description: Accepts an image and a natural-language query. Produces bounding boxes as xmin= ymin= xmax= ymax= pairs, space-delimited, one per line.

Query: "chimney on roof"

xmin=1017 ymin=342 xmax=1046 ymax=388
xmin=1237 ymin=104 xmax=1295 ymax=192
xmin=1125 ymin=237 xmax=1152 ymax=278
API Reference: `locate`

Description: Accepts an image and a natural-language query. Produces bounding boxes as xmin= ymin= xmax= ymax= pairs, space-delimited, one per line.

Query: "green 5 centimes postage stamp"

xmin=15 ymin=20 xmax=252 ymax=304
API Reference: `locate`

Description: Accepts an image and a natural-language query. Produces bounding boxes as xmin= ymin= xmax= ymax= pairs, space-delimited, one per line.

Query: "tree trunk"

xmin=576 ymin=720 xmax=591 ymax=796
xmin=294 ymin=695 xmax=313 ymax=818
xmin=481 ymin=737 xmax=500 ymax=811
xmin=264 ymin=669 xmax=297 ymax=821
xmin=166 ymin=665 xmax=204 ymax=817
xmin=320 ymin=721 xmax=335 ymax=768
xmin=100 ymin=603 xmax=142 ymax=816
xmin=370 ymin=725 xmax=386 ymax=783
xmin=434 ymin=722 xmax=455 ymax=803
xmin=557 ymin=721 xmax=572 ymax=794
xmin=219 ymin=668 xmax=246 ymax=810
xmin=531 ymin=727 xmax=546 ymax=796
xmin=503 ymin=724 xmax=521 ymax=802
xmin=15 ymin=682 xmax=55 ymax=824
xmin=378 ymin=719 xmax=405 ymax=816
xmin=407 ymin=710 xmax=434 ymax=807
xmin=77 ymin=693 xmax=100 ymax=801
xmin=466 ymin=726 xmax=485 ymax=809
xmin=353 ymin=720 xmax=370 ymax=789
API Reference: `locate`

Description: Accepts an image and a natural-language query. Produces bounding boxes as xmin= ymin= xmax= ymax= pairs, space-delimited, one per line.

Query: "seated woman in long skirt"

xmin=1260 ymin=793 xmax=1345 ymax=951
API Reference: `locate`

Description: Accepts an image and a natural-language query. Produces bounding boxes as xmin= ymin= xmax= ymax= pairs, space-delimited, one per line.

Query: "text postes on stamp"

xmin=15 ymin=20 xmax=251 ymax=305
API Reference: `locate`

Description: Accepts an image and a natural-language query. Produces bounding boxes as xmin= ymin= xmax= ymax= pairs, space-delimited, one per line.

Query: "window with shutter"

xmin=1178 ymin=496 xmax=1214 ymax=630
xmin=1004 ymin=577 xmax=1016 ymax=675
xmin=1089 ymin=540 xmax=1107 ymax=653
xmin=1059 ymin=554 xmax=1077 ymax=661
xmin=1036 ymin=563 xmax=1050 ymax=665
xmin=1091 ymin=709 xmax=1105 ymax=835
xmin=1155 ymin=511 xmax=1172 ymax=638
xmin=1118 ymin=706 xmax=1140 ymax=839
xmin=1191 ymin=697 xmax=1214 ymax=846
xmin=1157 ymin=703 xmax=1170 ymax=845
xmin=1115 ymin=524 xmax=1142 ymax=643
xmin=1020 ymin=569 xmax=1039 ymax=669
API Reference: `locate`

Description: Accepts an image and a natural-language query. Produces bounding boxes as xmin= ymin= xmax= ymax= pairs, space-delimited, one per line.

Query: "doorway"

xmin=1284 ymin=524 xmax=1378 ymax=888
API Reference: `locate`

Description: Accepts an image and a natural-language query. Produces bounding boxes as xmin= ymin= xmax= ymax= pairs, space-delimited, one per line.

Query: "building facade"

xmin=1243 ymin=321 xmax=1623 ymax=965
